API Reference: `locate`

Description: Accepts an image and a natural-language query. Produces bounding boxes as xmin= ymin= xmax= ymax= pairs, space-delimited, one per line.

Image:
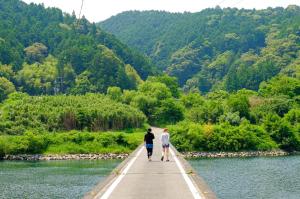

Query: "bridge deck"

xmin=85 ymin=128 xmax=216 ymax=199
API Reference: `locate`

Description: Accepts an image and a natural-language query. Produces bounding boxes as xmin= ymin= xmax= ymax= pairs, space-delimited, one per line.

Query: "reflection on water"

xmin=0 ymin=160 xmax=121 ymax=199
xmin=189 ymin=156 xmax=300 ymax=199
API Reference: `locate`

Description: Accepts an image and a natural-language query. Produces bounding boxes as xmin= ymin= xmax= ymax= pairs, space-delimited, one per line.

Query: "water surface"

xmin=189 ymin=156 xmax=300 ymax=199
xmin=0 ymin=160 xmax=121 ymax=199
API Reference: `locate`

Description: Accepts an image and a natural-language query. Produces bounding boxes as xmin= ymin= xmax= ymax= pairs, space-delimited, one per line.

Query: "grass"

xmin=0 ymin=130 xmax=145 ymax=156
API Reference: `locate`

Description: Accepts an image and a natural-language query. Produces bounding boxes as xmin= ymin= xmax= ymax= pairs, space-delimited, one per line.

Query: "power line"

xmin=232 ymin=0 xmax=245 ymax=8
xmin=218 ymin=0 xmax=245 ymax=8
xmin=217 ymin=0 xmax=228 ymax=6
xmin=78 ymin=0 xmax=85 ymax=20
xmin=76 ymin=0 xmax=85 ymax=28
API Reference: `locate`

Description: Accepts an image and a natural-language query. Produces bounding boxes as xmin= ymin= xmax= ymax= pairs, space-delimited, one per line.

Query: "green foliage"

xmin=186 ymin=100 xmax=224 ymax=124
xmin=153 ymin=98 xmax=184 ymax=124
xmin=219 ymin=112 xmax=241 ymax=126
xmin=101 ymin=7 xmax=300 ymax=93
xmin=0 ymin=131 xmax=144 ymax=155
xmin=125 ymin=64 xmax=143 ymax=88
xmin=16 ymin=56 xmax=58 ymax=95
xmin=1 ymin=2 xmax=299 ymax=154
xmin=227 ymin=94 xmax=250 ymax=118
xmin=168 ymin=121 xmax=277 ymax=152
xmin=0 ymin=64 xmax=14 ymax=80
xmin=259 ymin=75 xmax=300 ymax=97
xmin=0 ymin=0 xmax=156 ymax=95
xmin=148 ymin=75 xmax=180 ymax=98
xmin=107 ymin=86 xmax=122 ymax=102
xmin=138 ymin=81 xmax=172 ymax=100
xmin=24 ymin=43 xmax=48 ymax=64
xmin=0 ymin=77 xmax=15 ymax=102
xmin=262 ymin=113 xmax=300 ymax=151
xmin=180 ymin=92 xmax=205 ymax=109
xmin=0 ymin=93 xmax=146 ymax=135
xmin=127 ymin=79 xmax=183 ymax=125
xmin=284 ymin=109 xmax=300 ymax=125
xmin=172 ymin=77 xmax=300 ymax=152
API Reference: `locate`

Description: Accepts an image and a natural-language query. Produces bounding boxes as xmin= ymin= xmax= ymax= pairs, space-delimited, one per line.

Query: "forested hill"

xmin=0 ymin=0 xmax=156 ymax=99
xmin=100 ymin=6 xmax=300 ymax=93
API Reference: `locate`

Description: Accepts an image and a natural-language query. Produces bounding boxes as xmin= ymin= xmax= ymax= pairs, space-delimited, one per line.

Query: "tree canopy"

xmin=101 ymin=6 xmax=300 ymax=93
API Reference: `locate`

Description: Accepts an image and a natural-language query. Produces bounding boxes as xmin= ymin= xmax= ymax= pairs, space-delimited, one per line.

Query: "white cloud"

xmin=22 ymin=0 xmax=300 ymax=22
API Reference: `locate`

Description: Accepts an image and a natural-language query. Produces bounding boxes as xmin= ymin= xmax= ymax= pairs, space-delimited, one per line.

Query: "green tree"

xmin=16 ymin=56 xmax=58 ymax=95
xmin=24 ymin=43 xmax=48 ymax=64
xmin=107 ymin=86 xmax=122 ymax=102
xmin=259 ymin=75 xmax=300 ymax=98
xmin=138 ymin=81 xmax=172 ymax=100
xmin=227 ymin=94 xmax=250 ymax=118
xmin=148 ymin=75 xmax=180 ymax=98
xmin=125 ymin=64 xmax=143 ymax=88
xmin=70 ymin=71 xmax=96 ymax=94
xmin=0 ymin=77 xmax=15 ymax=102
xmin=153 ymin=98 xmax=184 ymax=124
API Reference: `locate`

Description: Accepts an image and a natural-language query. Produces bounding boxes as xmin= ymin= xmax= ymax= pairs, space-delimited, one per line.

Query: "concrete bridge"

xmin=84 ymin=128 xmax=216 ymax=199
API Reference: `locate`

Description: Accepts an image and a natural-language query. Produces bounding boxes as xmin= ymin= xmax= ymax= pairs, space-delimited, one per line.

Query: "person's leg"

xmin=149 ymin=147 xmax=153 ymax=161
xmin=161 ymin=146 xmax=165 ymax=161
xmin=146 ymin=147 xmax=150 ymax=159
xmin=166 ymin=145 xmax=170 ymax=161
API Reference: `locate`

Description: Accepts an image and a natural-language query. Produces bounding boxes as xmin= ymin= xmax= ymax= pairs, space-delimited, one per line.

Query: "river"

xmin=189 ymin=155 xmax=300 ymax=199
xmin=1 ymin=156 xmax=300 ymax=199
xmin=0 ymin=160 xmax=121 ymax=199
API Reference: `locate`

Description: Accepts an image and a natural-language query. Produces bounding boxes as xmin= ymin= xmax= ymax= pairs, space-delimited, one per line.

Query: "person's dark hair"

xmin=147 ymin=128 xmax=152 ymax=133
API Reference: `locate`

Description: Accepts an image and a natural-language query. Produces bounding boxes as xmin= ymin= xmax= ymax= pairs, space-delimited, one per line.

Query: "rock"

xmin=182 ymin=150 xmax=291 ymax=159
xmin=2 ymin=153 xmax=130 ymax=161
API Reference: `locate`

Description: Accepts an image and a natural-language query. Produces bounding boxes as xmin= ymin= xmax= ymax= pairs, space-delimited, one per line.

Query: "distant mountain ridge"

xmin=0 ymin=0 xmax=156 ymax=97
xmin=100 ymin=6 xmax=300 ymax=92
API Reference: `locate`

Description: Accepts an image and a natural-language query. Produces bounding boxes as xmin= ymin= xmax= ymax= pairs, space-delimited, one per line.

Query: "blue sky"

xmin=22 ymin=0 xmax=300 ymax=22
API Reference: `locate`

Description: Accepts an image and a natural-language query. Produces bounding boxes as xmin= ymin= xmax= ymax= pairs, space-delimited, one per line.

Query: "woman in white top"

xmin=161 ymin=128 xmax=170 ymax=162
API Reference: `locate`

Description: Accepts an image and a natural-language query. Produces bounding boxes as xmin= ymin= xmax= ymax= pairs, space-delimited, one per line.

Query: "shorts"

xmin=146 ymin=144 xmax=153 ymax=149
xmin=162 ymin=144 xmax=170 ymax=148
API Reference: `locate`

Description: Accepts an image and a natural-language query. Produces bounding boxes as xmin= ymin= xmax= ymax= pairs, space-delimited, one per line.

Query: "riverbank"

xmin=182 ymin=150 xmax=295 ymax=159
xmin=3 ymin=150 xmax=299 ymax=161
xmin=3 ymin=153 xmax=129 ymax=161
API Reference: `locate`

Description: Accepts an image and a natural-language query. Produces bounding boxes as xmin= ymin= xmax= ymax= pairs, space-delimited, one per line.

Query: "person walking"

xmin=161 ymin=128 xmax=170 ymax=162
xmin=144 ymin=128 xmax=155 ymax=161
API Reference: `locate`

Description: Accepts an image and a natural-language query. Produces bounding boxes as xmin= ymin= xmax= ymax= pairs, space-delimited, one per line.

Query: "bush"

xmin=186 ymin=100 xmax=224 ymax=123
xmin=0 ymin=131 xmax=144 ymax=155
xmin=153 ymin=98 xmax=184 ymax=125
xmin=0 ymin=93 xmax=146 ymax=135
xmin=263 ymin=114 xmax=300 ymax=151
xmin=0 ymin=77 xmax=15 ymax=102
xmin=168 ymin=121 xmax=277 ymax=152
xmin=227 ymin=94 xmax=250 ymax=118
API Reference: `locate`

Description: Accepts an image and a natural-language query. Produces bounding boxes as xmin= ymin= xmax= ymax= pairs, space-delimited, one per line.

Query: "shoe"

xmin=161 ymin=156 xmax=164 ymax=161
xmin=166 ymin=159 xmax=169 ymax=162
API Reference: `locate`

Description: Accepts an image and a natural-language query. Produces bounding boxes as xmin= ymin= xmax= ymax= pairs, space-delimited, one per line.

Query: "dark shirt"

xmin=144 ymin=132 xmax=155 ymax=144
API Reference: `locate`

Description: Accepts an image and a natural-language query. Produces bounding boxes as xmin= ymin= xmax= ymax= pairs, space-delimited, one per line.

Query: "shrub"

xmin=169 ymin=121 xmax=277 ymax=152
xmin=0 ymin=131 xmax=144 ymax=155
xmin=0 ymin=93 xmax=146 ymax=135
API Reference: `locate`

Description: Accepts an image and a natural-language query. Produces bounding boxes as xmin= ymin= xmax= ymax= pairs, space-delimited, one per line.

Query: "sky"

xmin=22 ymin=0 xmax=300 ymax=22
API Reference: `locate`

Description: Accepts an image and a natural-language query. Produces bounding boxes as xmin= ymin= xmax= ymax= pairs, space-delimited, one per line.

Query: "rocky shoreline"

xmin=3 ymin=153 xmax=129 ymax=161
xmin=2 ymin=150 xmax=298 ymax=161
xmin=182 ymin=150 xmax=292 ymax=159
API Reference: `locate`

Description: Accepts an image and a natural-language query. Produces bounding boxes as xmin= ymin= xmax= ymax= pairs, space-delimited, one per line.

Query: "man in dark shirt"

xmin=144 ymin=128 xmax=155 ymax=161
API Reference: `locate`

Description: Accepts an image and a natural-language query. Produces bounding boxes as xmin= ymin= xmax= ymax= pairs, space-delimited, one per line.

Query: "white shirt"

xmin=161 ymin=132 xmax=170 ymax=145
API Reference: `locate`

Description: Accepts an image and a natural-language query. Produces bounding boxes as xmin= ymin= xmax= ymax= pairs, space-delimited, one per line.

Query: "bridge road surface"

xmin=88 ymin=128 xmax=212 ymax=199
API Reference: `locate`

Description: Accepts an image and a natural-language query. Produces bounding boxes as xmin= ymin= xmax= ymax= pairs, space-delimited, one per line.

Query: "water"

xmin=0 ymin=160 xmax=121 ymax=199
xmin=189 ymin=156 xmax=300 ymax=199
